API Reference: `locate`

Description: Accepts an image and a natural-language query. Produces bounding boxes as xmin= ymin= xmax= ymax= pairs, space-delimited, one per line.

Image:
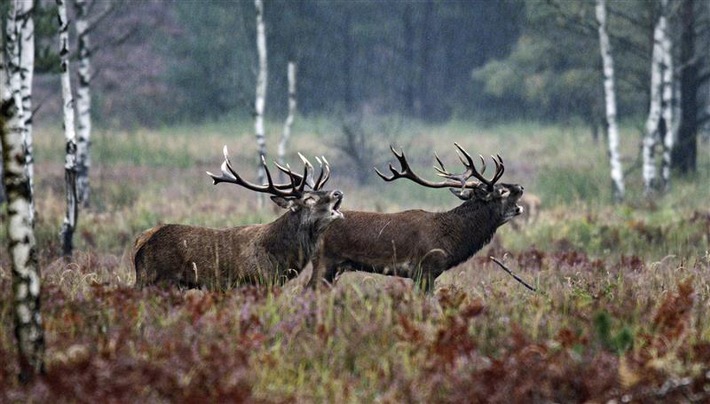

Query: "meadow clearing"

xmin=1 ymin=118 xmax=709 ymax=402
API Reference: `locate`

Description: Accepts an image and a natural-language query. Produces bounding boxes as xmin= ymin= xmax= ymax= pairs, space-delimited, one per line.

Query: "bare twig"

xmin=489 ymin=256 xmax=536 ymax=292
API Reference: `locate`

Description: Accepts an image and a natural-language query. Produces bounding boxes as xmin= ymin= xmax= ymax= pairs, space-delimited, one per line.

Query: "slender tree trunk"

xmin=673 ymin=0 xmax=698 ymax=175
xmin=75 ymin=0 xmax=92 ymax=207
xmin=0 ymin=8 xmax=8 ymax=203
xmin=643 ymin=9 xmax=665 ymax=195
xmin=659 ymin=1 xmax=674 ymax=192
xmin=278 ymin=61 xmax=296 ymax=181
xmin=2 ymin=86 xmax=45 ymax=384
xmin=644 ymin=0 xmax=674 ymax=195
xmin=596 ymin=0 xmax=625 ymax=202
xmin=254 ymin=0 xmax=267 ymax=207
xmin=57 ymin=0 xmax=79 ymax=259
xmin=18 ymin=0 xmax=34 ymax=224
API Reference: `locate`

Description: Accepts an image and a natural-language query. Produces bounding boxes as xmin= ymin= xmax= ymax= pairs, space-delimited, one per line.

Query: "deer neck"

xmin=262 ymin=211 xmax=321 ymax=270
xmin=439 ymin=200 xmax=502 ymax=265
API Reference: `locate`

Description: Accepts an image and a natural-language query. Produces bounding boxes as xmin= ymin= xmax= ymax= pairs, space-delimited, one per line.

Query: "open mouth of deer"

xmin=332 ymin=191 xmax=344 ymax=219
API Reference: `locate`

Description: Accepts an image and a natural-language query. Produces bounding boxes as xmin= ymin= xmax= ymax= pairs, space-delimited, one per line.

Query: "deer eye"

xmin=303 ymin=197 xmax=317 ymax=206
xmin=499 ymin=188 xmax=510 ymax=197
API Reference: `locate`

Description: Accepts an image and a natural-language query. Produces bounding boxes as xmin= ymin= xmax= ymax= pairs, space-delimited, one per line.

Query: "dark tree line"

xmin=158 ymin=0 xmax=523 ymax=123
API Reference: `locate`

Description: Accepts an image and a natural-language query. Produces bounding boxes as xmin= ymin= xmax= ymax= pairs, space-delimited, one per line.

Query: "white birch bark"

xmin=0 ymin=9 xmax=8 ymax=203
xmin=659 ymin=1 xmax=674 ymax=192
xmin=1 ymin=41 xmax=45 ymax=384
xmin=18 ymin=0 xmax=34 ymax=224
xmin=643 ymin=12 xmax=664 ymax=195
xmin=278 ymin=61 xmax=296 ymax=180
xmin=2 ymin=92 xmax=45 ymax=384
xmin=57 ymin=0 xmax=79 ymax=258
xmin=596 ymin=0 xmax=625 ymax=202
xmin=75 ymin=0 xmax=92 ymax=207
xmin=5 ymin=2 xmax=25 ymax=207
xmin=254 ymin=0 xmax=267 ymax=207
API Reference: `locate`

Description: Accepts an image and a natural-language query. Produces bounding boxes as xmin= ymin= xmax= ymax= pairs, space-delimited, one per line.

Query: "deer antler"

xmin=375 ymin=146 xmax=466 ymax=188
xmin=440 ymin=143 xmax=505 ymax=191
xmin=207 ymin=145 xmax=304 ymax=198
xmin=376 ymin=143 xmax=505 ymax=191
xmin=273 ymin=153 xmax=332 ymax=191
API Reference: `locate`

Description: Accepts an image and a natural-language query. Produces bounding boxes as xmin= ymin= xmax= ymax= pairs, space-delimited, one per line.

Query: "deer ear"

xmin=271 ymin=196 xmax=296 ymax=210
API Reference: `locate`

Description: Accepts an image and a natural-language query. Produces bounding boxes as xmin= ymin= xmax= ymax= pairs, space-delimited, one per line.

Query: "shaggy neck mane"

xmin=438 ymin=199 xmax=502 ymax=267
xmin=261 ymin=211 xmax=321 ymax=270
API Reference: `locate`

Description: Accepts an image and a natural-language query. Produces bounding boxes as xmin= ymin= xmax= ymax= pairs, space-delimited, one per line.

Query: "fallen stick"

xmin=489 ymin=256 xmax=536 ymax=292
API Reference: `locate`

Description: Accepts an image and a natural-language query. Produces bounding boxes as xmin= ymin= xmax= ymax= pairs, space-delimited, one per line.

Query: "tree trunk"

xmin=0 ymin=8 xmax=8 ymax=204
xmin=75 ymin=0 xmax=92 ymax=207
xmin=595 ymin=0 xmax=625 ymax=202
xmin=57 ymin=0 xmax=79 ymax=259
xmin=2 ymin=92 xmax=45 ymax=384
xmin=659 ymin=0 xmax=674 ymax=192
xmin=18 ymin=0 xmax=34 ymax=223
xmin=643 ymin=8 xmax=665 ymax=196
xmin=254 ymin=0 xmax=267 ymax=208
xmin=278 ymin=61 xmax=296 ymax=181
xmin=673 ymin=0 xmax=698 ymax=175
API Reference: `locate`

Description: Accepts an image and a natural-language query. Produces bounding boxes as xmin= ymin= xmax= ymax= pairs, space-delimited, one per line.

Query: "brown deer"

xmin=134 ymin=146 xmax=344 ymax=290
xmin=308 ymin=143 xmax=523 ymax=292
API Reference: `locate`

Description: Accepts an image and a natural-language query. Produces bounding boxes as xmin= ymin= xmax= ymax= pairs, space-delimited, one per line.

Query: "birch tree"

xmin=254 ymin=0 xmax=267 ymax=207
xmin=3 ymin=2 xmax=26 ymax=207
xmin=277 ymin=61 xmax=296 ymax=180
xmin=18 ymin=0 xmax=34 ymax=224
xmin=643 ymin=0 xmax=674 ymax=196
xmin=75 ymin=0 xmax=91 ymax=207
xmin=0 ymin=11 xmax=7 ymax=203
xmin=659 ymin=1 xmax=674 ymax=192
xmin=57 ymin=0 xmax=79 ymax=259
xmin=1 ymin=47 xmax=45 ymax=385
xmin=595 ymin=0 xmax=625 ymax=202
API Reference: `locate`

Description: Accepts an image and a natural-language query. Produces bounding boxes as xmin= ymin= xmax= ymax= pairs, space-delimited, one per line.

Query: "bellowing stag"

xmin=134 ymin=146 xmax=344 ymax=290
xmin=308 ymin=143 xmax=523 ymax=292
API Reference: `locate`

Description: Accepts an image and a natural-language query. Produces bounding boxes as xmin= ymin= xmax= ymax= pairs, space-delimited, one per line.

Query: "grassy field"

xmin=1 ymin=117 xmax=709 ymax=402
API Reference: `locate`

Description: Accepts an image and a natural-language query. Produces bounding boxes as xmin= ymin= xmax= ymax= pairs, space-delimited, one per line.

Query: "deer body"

xmin=135 ymin=204 xmax=338 ymax=289
xmin=134 ymin=146 xmax=343 ymax=290
xmin=308 ymin=144 xmax=523 ymax=292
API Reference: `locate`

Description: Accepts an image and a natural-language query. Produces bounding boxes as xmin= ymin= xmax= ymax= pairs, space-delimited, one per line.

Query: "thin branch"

xmin=489 ymin=256 xmax=536 ymax=292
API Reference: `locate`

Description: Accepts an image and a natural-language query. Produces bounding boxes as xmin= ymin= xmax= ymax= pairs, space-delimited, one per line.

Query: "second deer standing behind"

xmin=134 ymin=146 xmax=344 ymax=290
xmin=308 ymin=143 xmax=524 ymax=292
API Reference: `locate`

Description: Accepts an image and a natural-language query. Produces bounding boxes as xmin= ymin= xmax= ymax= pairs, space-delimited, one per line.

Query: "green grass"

xmin=1 ymin=117 xmax=709 ymax=401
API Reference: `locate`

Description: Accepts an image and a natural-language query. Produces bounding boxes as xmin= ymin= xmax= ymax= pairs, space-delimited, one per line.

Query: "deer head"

xmin=375 ymin=142 xmax=523 ymax=222
xmin=207 ymin=145 xmax=344 ymax=224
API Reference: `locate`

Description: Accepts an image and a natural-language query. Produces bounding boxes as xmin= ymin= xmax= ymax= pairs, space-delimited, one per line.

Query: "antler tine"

xmin=297 ymin=152 xmax=315 ymax=191
xmin=433 ymin=152 xmax=448 ymax=177
xmin=311 ymin=156 xmax=332 ymax=190
xmin=489 ymin=154 xmax=505 ymax=185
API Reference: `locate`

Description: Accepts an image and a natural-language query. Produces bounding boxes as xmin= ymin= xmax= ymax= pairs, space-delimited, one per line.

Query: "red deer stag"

xmin=308 ymin=143 xmax=523 ymax=292
xmin=134 ymin=146 xmax=344 ymax=290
